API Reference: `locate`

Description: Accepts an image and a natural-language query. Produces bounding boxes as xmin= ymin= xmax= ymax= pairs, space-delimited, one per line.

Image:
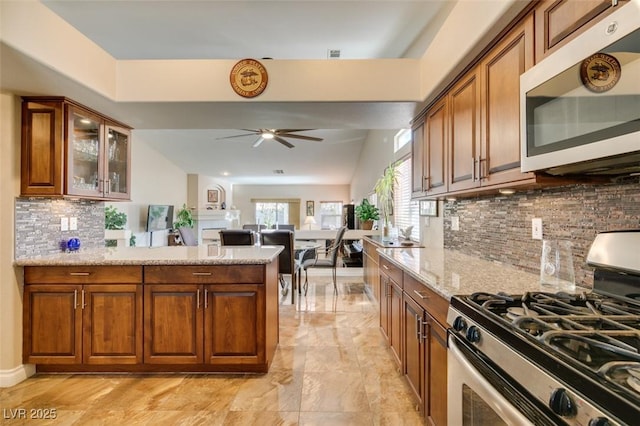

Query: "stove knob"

xmin=452 ymin=316 xmax=467 ymax=331
xmin=466 ymin=325 xmax=481 ymax=343
xmin=588 ymin=418 xmax=611 ymax=426
xmin=549 ymin=388 xmax=576 ymax=417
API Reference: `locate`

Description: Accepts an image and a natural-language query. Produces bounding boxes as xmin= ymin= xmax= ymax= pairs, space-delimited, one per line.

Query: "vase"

xmin=361 ymin=220 xmax=373 ymax=230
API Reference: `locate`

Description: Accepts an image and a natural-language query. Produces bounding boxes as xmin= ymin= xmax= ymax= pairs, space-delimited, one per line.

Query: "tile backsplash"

xmin=15 ymin=198 xmax=105 ymax=259
xmin=443 ymin=177 xmax=640 ymax=288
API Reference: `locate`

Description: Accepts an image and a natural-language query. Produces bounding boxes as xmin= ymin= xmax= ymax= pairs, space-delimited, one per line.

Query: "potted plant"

xmin=374 ymin=161 xmax=400 ymax=237
xmin=172 ymin=204 xmax=195 ymax=229
xmin=355 ymin=199 xmax=379 ymax=230
xmin=104 ymin=205 xmax=131 ymax=247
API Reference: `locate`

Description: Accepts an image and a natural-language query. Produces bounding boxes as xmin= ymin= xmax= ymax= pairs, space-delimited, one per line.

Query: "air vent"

xmin=273 ymin=169 xmax=284 ymax=174
xmin=327 ymin=49 xmax=341 ymax=59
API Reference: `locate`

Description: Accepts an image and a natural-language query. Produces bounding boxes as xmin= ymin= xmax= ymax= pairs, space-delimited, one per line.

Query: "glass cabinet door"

xmin=67 ymin=107 xmax=102 ymax=197
xmin=104 ymin=124 xmax=130 ymax=199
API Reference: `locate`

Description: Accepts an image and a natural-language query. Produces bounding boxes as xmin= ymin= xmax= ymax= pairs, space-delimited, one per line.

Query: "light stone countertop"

xmin=378 ymin=247 xmax=564 ymax=301
xmin=14 ymin=245 xmax=283 ymax=266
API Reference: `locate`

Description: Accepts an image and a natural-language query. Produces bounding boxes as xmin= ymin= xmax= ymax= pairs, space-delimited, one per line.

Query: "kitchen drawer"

xmin=404 ymin=273 xmax=449 ymax=326
xmin=24 ymin=266 xmax=142 ymax=284
xmin=379 ymin=256 xmax=403 ymax=286
xmin=144 ymin=265 xmax=263 ymax=284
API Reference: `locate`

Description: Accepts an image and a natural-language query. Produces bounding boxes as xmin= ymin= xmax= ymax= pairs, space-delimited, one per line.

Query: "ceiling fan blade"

xmin=274 ymin=129 xmax=315 ymax=134
xmin=216 ymin=132 xmax=258 ymax=140
xmin=252 ymin=137 xmax=265 ymax=148
xmin=273 ymin=136 xmax=295 ymax=149
xmin=278 ymin=133 xmax=323 ymax=142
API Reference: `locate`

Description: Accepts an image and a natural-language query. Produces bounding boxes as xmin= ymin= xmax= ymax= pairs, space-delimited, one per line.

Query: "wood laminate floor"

xmin=0 ymin=271 xmax=424 ymax=425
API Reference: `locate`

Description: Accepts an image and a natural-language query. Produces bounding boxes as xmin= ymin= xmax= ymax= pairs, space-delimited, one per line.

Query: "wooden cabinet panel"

xmin=379 ymin=274 xmax=390 ymax=341
xmin=20 ymin=100 xmax=64 ymax=196
xmin=411 ymin=121 xmax=426 ymax=197
xmin=205 ymin=284 xmax=264 ymax=365
xmin=480 ymin=14 xmax=535 ymax=187
xmin=427 ymin=317 xmax=448 ymax=426
xmin=403 ymin=293 xmax=425 ymax=413
xmin=144 ymin=284 xmax=203 ymax=364
xmin=379 ymin=257 xmax=403 ymax=287
xmin=23 ymin=285 xmax=82 ymax=364
xmin=362 ymin=239 xmax=380 ymax=300
xmin=144 ymin=265 xmax=263 ymax=284
xmin=83 ymin=285 xmax=142 ymax=364
xmin=389 ymin=281 xmax=403 ymax=367
xmin=25 ymin=266 xmax=142 ymax=284
xmin=425 ymin=98 xmax=448 ymax=195
xmin=403 ymin=273 xmax=449 ymax=326
xmin=448 ymin=71 xmax=481 ymax=192
xmin=535 ymin=0 xmax=624 ymax=61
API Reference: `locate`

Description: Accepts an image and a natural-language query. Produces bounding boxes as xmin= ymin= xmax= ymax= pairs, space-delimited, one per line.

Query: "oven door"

xmin=448 ymin=333 xmax=558 ymax=426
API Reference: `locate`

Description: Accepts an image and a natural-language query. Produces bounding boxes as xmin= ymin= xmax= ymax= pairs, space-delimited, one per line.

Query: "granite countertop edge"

xmin=14 ymin=245 xmax=283 ymax=267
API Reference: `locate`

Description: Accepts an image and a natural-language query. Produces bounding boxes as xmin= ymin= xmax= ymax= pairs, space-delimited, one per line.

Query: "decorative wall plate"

xmin=580 ymin=53 xmax=621 ymax=93
xmin=229 ymin=59 xmax=268 ymax=98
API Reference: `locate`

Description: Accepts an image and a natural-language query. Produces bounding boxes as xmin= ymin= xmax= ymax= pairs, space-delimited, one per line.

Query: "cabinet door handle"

xmin=471 ymin=157 xmax=476 ymax=181
xmin=204 ymin=289 xmax=208 ymax=309
xmin=413 ymin=289 xmax=429 ymax=300
xmin=382 ymin=264 xmax=389 ymax=270
xmin=422 ymin=318 xmax=429 ymax=342
xmin=81 ymin=289 xmax=86 ymax=309
xmin=74 ymin=289 xmax=78 ymax=309
xmin=197 ymin=289 xmax=201 ymax=308
xmin=105 ymin=179 xmax=110 ymax=194
xmin=98 ymin=179 xmax=104 ymax=193
xmin=69 ymin=272 xmax=90 ymax=276
xmin=192 ymin=272 xmax=212 ymax=276
xmin=478 ymin=156 xmax=486 ymax=180
xmin=416 ymin=314 xmax=422 ymax=340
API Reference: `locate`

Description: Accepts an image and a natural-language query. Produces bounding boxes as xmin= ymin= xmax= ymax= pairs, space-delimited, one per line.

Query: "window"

xmin=394 ymin=128 xmax=411 ymax=152
xmin=319 ymin=201 xmax=343 ymax=230
xmin=255 ymin=202 xmax=289 ymax=228
xmin=393 ymin=156 xmax=420 ymax=240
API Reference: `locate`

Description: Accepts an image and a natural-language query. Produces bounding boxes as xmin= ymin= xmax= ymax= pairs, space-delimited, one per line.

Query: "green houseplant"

xmin=105 ymin=206 xmax=128 ymax=247
xmin=355 ymin=199 xmax=379 ymax=230
xmin=374 ymin=161 xmax=400 ymax=237
xmin=172 ymin=204 xmax=194 ymax=229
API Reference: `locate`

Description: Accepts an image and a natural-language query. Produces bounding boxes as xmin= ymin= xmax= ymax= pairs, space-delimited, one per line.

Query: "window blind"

xmin=393 ymin=156 xmax=420 ymax=241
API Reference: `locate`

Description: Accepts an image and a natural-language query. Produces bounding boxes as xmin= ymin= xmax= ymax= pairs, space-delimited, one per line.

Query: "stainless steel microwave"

xmin=520 ymin=0 xmax=640 ymax=176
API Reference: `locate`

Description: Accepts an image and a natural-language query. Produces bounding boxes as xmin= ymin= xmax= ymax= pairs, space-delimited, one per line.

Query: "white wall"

xmin=350 ymin=129 xmax=399 ymax=202
xmin=233 ymin=184 xmax=350 ymax=228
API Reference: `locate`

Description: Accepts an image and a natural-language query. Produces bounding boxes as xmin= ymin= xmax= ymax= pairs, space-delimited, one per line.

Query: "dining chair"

xmin=271 ymin=224 xmax=295 ymax=231
xmin=302 ymin=226 xmax=348 ymax=295
xmin=177 ymin=227 xmax=198 ymax=246
xmin=242 ymin=224 xmax=266 ymax=232
xmin=260 ymin=229 xmax=299 ymax=302
xmin=219 ymin=229 xmax=255 ymax=246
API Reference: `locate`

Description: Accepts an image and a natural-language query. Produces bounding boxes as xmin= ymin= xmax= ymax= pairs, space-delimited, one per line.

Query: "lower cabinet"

xmin=144 ymin=283 xmax=264 ymax=366
xmin=23 ymin=266 xmax=143 ymax=365
xmin=23 ymin=262 xmax=278 ymax=373
xmin=378 ymin=260 xmax=449 ymax=425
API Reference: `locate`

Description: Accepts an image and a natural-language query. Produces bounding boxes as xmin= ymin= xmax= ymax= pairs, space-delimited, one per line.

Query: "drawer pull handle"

xmin=69 ymin=272 xmax=90 ymax=276
xmin=382 ymin=265 xmax=390 ymax=270
xmin=413 ymin=290 xmax=429 ymax=300
xmin=192 ymin=272 xmax=212 ymax=276
xmin=81 ymin=289 xmax=86 ymax=309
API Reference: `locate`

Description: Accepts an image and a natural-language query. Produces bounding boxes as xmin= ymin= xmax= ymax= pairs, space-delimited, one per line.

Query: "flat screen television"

xmin=146 ymin=205 xmax=174 ymax=232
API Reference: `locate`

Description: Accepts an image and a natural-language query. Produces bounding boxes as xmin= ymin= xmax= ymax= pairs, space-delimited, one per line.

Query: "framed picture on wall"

xmin=419 ymin=200 xmax=438 ymax=216
xmin=207 ymin=189 xmax=219 ymax=203
xmin=306 ymin=200 xmax=314 ymax=216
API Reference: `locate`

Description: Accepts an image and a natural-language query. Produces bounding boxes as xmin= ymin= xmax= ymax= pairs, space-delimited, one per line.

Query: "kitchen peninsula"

xmin=16 ymin=245 xmax=282 ymax=374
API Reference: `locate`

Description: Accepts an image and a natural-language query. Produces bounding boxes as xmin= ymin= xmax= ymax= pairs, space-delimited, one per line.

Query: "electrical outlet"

xmin=451 ymin=216 xmax=460 ymax=231
xmin=60 ymin=217 xmax=69 ymax=231
xmin=532 ymin=218 xmax=543 ymax=240
xmin=70 ymin=217 xmax=78 ymax=231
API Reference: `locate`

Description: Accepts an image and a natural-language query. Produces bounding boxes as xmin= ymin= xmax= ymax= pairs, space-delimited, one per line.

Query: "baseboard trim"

xmin=0 ymin=364 xmax=35 ymax=388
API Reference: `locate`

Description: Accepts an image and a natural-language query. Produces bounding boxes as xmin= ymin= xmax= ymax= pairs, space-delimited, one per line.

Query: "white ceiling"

xmin=7 ymin=1 xmax=456 ymax=184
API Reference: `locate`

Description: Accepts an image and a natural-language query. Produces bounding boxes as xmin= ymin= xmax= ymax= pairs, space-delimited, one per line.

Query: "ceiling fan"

xmin=216 ymin=129 xmax=323 ymax=148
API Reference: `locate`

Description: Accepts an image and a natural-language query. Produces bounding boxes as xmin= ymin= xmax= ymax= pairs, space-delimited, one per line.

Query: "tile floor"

xmin=0 ymin=270 xmax=424 ymax=425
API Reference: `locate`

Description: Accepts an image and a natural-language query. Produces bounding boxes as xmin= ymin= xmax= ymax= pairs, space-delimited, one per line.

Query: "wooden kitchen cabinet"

xmin=362 ymin=239 xmax=380 ymax=300
xmin=379 ymin=257 xmax=404 ymax=368
xmin=404 ymin=272 xmax=449 ymax=426
xmin=143 ymin=265 xmax=273 ymax=369
xmin=412 ymin=97 xmax=448 ymax=198
xmin=21 ymin=96 xmax=131 ymax=200
xmin=534 ymin=0 xmax=629 ymax=62
xmin=23 ymin=266 xmax=143 ymax=365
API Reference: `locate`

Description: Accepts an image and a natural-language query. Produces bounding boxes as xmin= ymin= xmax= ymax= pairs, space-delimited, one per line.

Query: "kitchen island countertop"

xmin=14 ymin=244 xmax=282 ymax=266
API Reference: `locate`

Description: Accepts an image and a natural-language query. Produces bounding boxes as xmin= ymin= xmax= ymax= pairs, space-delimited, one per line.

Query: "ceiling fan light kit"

xmin=217 ymin=129 xmax=324 ymax=149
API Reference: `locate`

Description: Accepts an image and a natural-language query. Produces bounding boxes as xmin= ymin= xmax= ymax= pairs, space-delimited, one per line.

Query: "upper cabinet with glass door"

xmin=21 ymin=97 xmax=131 ymax=200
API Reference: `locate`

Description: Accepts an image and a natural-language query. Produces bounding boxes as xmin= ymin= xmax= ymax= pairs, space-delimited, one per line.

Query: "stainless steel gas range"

xmin=447 ymin=230 xmax=640 ymax=425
